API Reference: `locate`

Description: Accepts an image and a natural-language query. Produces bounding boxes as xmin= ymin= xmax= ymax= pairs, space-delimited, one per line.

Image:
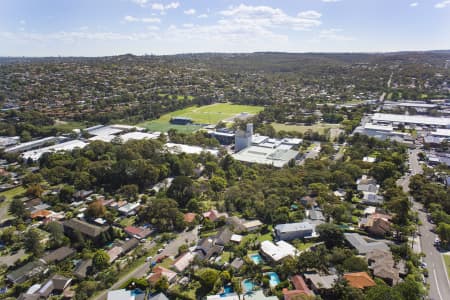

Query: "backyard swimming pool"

xmin=242 ymin=279 xmax=255 ymax=293
xmin=249 ymin=253 xmax=263 ymax=264
xmin=265 ymin=272 xmax=281 ymax=287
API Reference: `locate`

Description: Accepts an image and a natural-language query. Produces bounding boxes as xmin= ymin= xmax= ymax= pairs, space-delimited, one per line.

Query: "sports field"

xmin=137 ymin=103 xmax=264 ymax=132
xmin=271 ymin=123 xmax=341 ymax=134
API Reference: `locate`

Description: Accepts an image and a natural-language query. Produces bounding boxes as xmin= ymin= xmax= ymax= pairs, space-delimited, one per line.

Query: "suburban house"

xmin=282 ymin=275 xmax=314 ymax=300
xmin=227 ymin=216 xmax=263 ymax=233
xmin=183 ymin=213 xmax=197 ymax=224
xmin=202 ymin=209 xmax=229 ymax=222
xmin=74 ymin=259 xmax=92 ymax=279
xmin=299 ymin=195 xmax=317 ymax=207
xmin=343 ymin=272 xmax=376 ymax=289
xmin=275 ymin=222 xmax=315 ymax=241
xmin=304 ymin=273 xmax=338 ymax=294
xmin=172 ymin=252 xmax=195 ymax=273
xmin=63 ymin=218 xmax=111 ymax=245
xmin=107 ymin=238 xmax=139 ymax=263
xmin=41 ymin=246 xmax=76 ymax=264
xmin=357 ymin=175 xmax=379 ymax=193
xmin=260 ymin=240 xmax=299 ymax=262
xmin=118 ymin=202 xmax=140 ymax=216
xmin=7 ymin=261 xmax=46 ymax=284
xmin=194 ymin=238 xmax=223 ymax=260
xmin=359 ymin=213 xmax=392 ymax=236
xmin=148 ymin=293 xmax=170 ymax=300
xmin=124 ymin=226 xmax=153 ymax=240
xmin=23 ymin=274 xmax=72 ymax=299
xmin=147 ymin=266 xmax=177 ymax=284
xmin=107 ymin=289 xmax=145 ymax=300
xmin=366 ymin=249 xmax=406 ymax=285
xmin=362 ymin=192 xmax=384 ymax=206
xmin=230 ymin=258 xmax=244 ymax=270
xmin=215 ymin=227 xmax=233 ymax=246
xmin=344 ymin=233 xmax=390 ymax=255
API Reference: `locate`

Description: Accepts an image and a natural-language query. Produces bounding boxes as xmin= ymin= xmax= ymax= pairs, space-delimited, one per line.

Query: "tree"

xmin=196 ymin=268 xmax=219 ymax=292
xmin=59 ymin=185 xmax=75 ymax=202
xmin=47 ymin=221 xmax=66 ymax=248
xmin=342 ymin=256 xmax=368 ymax=272
xmin=86 ymin=200 xmax=106 ymax=219
xmin=366 ymin=284 xmax=402 ymax=300
xmin=153 ymin=275 xmax=169 ymax=292
xmin=9 ymin=198 xmax=28 ymax=220
xmin=119 ymin=184 xmax=139 ymax=200
xmin=316 ymin=223 xmax=344 ymax=249
xmin=139 ymin=198 xmax=185 ymax=231
xmin=167 ymin=176 xmax=194 ymax=207
xmin=330 ymin=278 xmax=364 ymax=300
xmin=437 ymin=223 xmax=450 ymax=248
xmin=93 ymin=250 xmax=110 ymax=270
xmin=210 ymin=175 xmax=227 ymax=193
xmin=24 ymin=229 xmax=44 ymax=257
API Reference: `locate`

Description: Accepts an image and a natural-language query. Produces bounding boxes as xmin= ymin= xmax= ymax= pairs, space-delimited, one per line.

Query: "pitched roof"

xmin=7 ymin=261 xmax=45 ymax=284
xmin=172 ymin=252 xmax=195 ymax=272
xmin=184 ymin=213 xmax=197 ymax=223
xmin=124 ymin=226 xmax=152 ymax=239
xmin=215 ymin=227 xmax=233 ymax=246
xmin=41 ymin=246 xmax=75 ymax=264
xmin=74 ymin=259 xmax=92 ymax=279
xmin=290 ymin=275 xmax=313 ymax=295
xmin=149 ymin=293 xmax=169 ymax=300
xmin=344 ymin=233 xmax=390 ymax=254
xmin=304 ymin=273 xmax=337 ymax=290
xmin=63 ymin=218 xmax=109 ymax=238
xmin=343 ymin=272 xmax=376 ymax=289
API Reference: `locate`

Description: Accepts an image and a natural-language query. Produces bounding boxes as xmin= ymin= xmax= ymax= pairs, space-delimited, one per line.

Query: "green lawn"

xmin=0 ymin=186 xmax=26 ymax=201
xmin=119 ymin=216 xmax=136 ymax=228
xmin=52 ymin=120 xmax=87 ymax=132
xmin=271 ymin=123 xmax=340 ymax=134
xmin=137 ymin=103 xmax=264 ymax=132
xmin=296 ymin=242 xmax=315 ymax=251
xmin=443 ymin=254 xmax=450 ymax=280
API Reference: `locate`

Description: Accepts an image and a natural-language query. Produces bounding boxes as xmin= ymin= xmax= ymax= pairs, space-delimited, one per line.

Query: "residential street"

xmin=400 ymin=149 xmax=450 ymax=300
xmin=90 ymin=227 xmax=199 ymax=300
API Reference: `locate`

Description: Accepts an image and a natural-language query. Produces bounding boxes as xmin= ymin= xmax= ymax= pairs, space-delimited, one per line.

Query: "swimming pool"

xmin=220 ymin=285 xmax=234 ymax=297
xmin=242 ymin=279 xmax=255 ymax=293
xmin=266 ymin=272 xmax=281 ymax=287
xmin=249 ymin=253 xmax=263 ymax=264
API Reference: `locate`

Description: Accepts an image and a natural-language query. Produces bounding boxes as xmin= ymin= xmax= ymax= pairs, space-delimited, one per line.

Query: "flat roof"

xmin=88 ymin=126 xmax=123 ymax=137
xmin=371 ymin=113 xmax=450 ymax=126
xmin=364 ymin=123 xmax=393 ymax=132
xmin=21 ymin=140 xmax=88 ymax=161
xmin=432 ymin=128 xmax=450 ymax=137
xmin=4 ymin=136 xmax=57 ymax=153
xmin=232 ymin=145 xmax=298 ymax=168
xmin=164 ymin=143 xmax=219 ymax=156
xmin=120 ymin=132 xmax=159 ymax=142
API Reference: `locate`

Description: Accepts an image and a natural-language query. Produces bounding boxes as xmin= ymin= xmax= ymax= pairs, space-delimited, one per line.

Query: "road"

xmin=299 ymin=143 xmax=321 ymax=165
xmin=400 ymin=149 xmax=450 ymax=300
xmin=90 ymin=228 xmax=199 ymax=300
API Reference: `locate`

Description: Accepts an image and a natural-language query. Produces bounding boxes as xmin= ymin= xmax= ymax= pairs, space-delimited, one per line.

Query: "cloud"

xmin=410 ymin=2 xmax=419 ymax=7
xmin=184 ymin=9 xmax=196 ymax=15
xmin=131 ymin=0 xmax=149 ymax=7
xmin=219 ymin=4 xmax=322 ymax=31
xmin=319 ymin=29 xmax=354 ymax=41
xmin=197 ymin=14 xmax=208 ymax=18
xmin=322 ymin=0 xmax=340 ymax=2
xmin=19 ymin=20 xmax=26 ymax=25
xmin=151 ymin=2 xmax=180 ymax=11
xmin=123 ymin=15 xmax=161 ymax=23
xmin=435 ymin=0 xmax=450 ymax=8
xmin=298 ymin=10 xmax=322 ymax=19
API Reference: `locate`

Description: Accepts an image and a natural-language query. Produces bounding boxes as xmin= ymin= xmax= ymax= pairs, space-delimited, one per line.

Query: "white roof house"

xmin=21 ymin=140 xmax=88 ymax=161
xmin=107 ymin=289 xmax=145 ymax=300
xmin=119 ymin=132 xmax=159 ymax=142
xmin=172 ymin=252 xmax=195 ymax=272
xmin=260 ymin=240 xmax=299 ymax=262
xmin=164 ymin=143 xmax=219 ymax=156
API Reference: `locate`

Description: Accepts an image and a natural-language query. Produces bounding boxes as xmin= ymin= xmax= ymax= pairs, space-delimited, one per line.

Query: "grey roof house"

xmin=275 ymin=222 xmax=315 ymax=241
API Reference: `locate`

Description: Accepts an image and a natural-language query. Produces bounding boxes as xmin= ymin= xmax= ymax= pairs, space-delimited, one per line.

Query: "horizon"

xmin=1 ymin=0 xmax=450 ymax=56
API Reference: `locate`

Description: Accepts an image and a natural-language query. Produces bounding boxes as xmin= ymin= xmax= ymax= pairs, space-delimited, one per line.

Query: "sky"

xmin=0 ymin=0 xmax=450 ymax=56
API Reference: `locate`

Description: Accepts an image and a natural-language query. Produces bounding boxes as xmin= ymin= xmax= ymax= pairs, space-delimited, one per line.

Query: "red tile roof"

xmin=184 ymin=213 xmax=197 ymax=223
xmin=344 ymin=272 xmax=376 ymax=289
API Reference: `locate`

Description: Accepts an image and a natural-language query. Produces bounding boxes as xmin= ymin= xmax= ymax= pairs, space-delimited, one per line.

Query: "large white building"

xmin=21 ymin=140 xmax=88 ymax=161
xmin=371 ymin=113 xmax=450 ymax=128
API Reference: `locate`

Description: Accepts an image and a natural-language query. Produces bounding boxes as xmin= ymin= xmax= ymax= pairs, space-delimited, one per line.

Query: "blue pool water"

xmin=266 ymin=272 xmax=281 ymax=287
xmin=220 ymin=285 xmax=234 ymax=297
xmin=131 ymin=289 xmax=144 ymax=296
xmin=242 ymin=279 xmax=254 ymax=293
xmin=250 ymin=254 xmax=263 ymax=264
